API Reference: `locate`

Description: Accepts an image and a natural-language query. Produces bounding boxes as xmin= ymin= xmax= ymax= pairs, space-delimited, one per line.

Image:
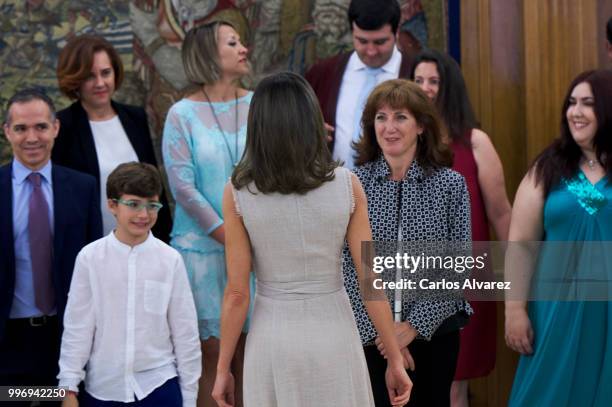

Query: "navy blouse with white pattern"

xmin=342 ymin=155 xmax=473 ymax=343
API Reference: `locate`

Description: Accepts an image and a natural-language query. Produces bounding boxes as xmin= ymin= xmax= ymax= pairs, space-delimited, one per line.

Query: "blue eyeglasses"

xmin=113 ymin=199 xmax=163 ymax=213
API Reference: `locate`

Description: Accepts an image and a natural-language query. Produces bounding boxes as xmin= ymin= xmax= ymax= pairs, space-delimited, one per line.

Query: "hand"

xmin=505 ymin=306 xmax=534 ymax=355
xmin=400 ymin=347 xmax=415 ymax=371
xmin=212 ymin=371 xmax=235 ymax=407
xmin=324 ymin=122 xmax=334 ymax=143
xmin=62 ymin=392 xmax=78 ymax=407
xmin=385 ymin=363 xmax=412 ymax=406
xmin=375 ymin=322 xmax=418 ymax=357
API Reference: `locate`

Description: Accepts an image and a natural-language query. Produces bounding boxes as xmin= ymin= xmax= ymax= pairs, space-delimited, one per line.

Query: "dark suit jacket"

xmin=0 ymin=163 xmax=103 ymax=341
xmin=305 ymin=51 xmax=414 ymax=153
xmin=51 ymin=100 xmax=172 ymax=242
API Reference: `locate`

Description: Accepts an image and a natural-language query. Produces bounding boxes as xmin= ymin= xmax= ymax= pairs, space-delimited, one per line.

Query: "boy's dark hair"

xmin=607 ymin=16 xmax=612 ymax=43
xmin=106 ymin=162 xmax=162 ymax=200
xmin=348 ymin=0 xmax=401 ymax=33
xmin=5 ymin=88 xmax=56 ymax=125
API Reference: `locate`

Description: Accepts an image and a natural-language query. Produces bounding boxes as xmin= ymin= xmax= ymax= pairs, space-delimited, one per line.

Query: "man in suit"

xmin=0 ymin=88 xmax=102 ymax=389
xmin=305 ymin=0 xmax=415 ymax=169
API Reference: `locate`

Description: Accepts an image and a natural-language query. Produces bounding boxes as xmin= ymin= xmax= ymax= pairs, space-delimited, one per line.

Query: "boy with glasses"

xmin=58 ymin=162 xmax=201 ymax=407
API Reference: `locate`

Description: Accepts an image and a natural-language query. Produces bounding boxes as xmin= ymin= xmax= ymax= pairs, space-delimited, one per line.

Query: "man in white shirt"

xmin=59 ymin=162 xmax=200 ymax=407
xmin=305 ymin=0 xmax=415 ymax=169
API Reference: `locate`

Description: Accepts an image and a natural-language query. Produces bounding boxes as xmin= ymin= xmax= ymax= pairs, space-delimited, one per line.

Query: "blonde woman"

xmin=162 ymin=21 xmax=253 ymax=406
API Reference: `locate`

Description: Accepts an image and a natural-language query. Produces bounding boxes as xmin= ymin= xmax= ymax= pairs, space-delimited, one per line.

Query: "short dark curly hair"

xmin=348 ymin=0 xmax=401 ymax=33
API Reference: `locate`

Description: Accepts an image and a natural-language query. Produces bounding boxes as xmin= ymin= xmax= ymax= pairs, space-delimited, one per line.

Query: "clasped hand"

xmin=375 ymin=321 xmax=417 ymax=371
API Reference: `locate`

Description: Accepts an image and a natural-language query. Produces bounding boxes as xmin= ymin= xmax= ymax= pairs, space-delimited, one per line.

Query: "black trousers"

xmin=363 ymin=330 xmax=460 ymax=407
xmin=0 ymin=316 xmax=61 ymax=407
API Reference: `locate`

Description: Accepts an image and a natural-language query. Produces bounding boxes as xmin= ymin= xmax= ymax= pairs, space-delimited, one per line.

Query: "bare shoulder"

xmin=349 ymin=172 xmax=365 ymax=195
xmin=222 ymin=181 xmax=234 ymax=203
xmin=470 ymin=128 xmax=504 ymax=170
xmin=470 ymin=128 xmax=493 ymax=150
xmin=515 ymin=169 xmax=545 ymax=208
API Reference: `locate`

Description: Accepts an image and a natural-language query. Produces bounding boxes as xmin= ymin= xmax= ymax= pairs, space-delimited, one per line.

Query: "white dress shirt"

xmin=58 ymin=232 xmax=201 ymax=406
xmin=333 ymin=46 xmax=402 ymax=169
xmin=89 ymin=117 xmax=139 ymax=235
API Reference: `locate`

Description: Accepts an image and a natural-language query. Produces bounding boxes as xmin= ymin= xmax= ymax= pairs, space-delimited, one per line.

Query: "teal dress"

xmin=509 ymin=172 xmax=612 ymax=406
xmin=162 ymin=93 xmax=255 ymax=340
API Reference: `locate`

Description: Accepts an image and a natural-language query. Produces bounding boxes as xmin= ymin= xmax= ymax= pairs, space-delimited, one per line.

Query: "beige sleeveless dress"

xmin=233 ymin=167 xmax=375 ymax=406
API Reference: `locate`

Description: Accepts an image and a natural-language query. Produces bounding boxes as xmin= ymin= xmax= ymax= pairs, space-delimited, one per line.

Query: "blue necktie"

xmin=27 ymin=172 xmax=54 ymax=315
xmin=353 ymin=67 xmax=383 ymax=145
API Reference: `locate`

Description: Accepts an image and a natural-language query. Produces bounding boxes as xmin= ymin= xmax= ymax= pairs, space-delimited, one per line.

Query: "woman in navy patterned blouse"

xmin=342 ymin=79 xmax=472 ymax=407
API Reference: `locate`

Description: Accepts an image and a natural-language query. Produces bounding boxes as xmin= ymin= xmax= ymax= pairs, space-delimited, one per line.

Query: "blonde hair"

xmin=182 ymin=20 xmax=236 ymax=85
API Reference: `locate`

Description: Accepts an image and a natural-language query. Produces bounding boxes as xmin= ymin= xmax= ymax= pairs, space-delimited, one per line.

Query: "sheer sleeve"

xmin=162 ymin=105 xmax=223 ymax=234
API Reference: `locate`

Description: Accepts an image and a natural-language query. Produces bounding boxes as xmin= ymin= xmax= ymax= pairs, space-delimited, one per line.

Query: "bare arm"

xmin=347 ymin=174 xmax=412 ymax=405
xmin=217 ymin=184 xmax=251 ymax=371
xmin=504 ymin=170 xmax=545 ymax=355
xmin=471 ymin=129 xmax=512 ymax=240
xmin=213 ymin=184 xmax=252 ymax=407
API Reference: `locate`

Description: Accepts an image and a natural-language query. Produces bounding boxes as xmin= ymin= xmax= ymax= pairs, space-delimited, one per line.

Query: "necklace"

xmin=202 ymin=87 xmax=240 ymax=167
xmin=583 ymin=155 xmax=601 ymax=171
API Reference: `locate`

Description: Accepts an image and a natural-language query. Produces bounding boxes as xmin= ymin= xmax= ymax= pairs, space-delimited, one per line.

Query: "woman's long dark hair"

xmin=532 ymin=69 xmax=612 ymax=196
xmin=232 ymin=72 xmax=338 ymax=194
xmin=410 ymin=49 xmax=478 ymax=142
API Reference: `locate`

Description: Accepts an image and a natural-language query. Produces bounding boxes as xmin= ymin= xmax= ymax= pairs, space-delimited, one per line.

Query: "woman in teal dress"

xmin=162 ymin=21 xmax=253 ymax=406
xmin=505 ymin=69 xmax=612 ymax=406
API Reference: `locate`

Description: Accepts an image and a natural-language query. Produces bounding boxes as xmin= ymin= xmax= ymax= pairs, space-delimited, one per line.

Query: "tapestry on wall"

xmin=0 ymin=0 xmax=448 ymax=165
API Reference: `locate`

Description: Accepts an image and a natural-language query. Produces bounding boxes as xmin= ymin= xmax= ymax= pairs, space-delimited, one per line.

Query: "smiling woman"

xmin=505 ymin=69 xmax=612 ymax=407
xmin=372 ymin=106 xmax=422 ymax=174
xmin=51 ymin=34 xmax=172 ymax=242
xmin=343 ymin=79 xmax=472 ymax=406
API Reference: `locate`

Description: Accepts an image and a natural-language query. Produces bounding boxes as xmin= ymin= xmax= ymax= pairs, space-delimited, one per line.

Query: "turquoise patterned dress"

xmin=509 ymin=172 xmax=612 ymax=406
xmin=162 ymin=93 xmax=255 ymax=340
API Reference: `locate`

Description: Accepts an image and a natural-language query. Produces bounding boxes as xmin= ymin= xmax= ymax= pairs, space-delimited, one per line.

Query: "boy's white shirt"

xmin=58 ymin=231 xmax=201 ymax=406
